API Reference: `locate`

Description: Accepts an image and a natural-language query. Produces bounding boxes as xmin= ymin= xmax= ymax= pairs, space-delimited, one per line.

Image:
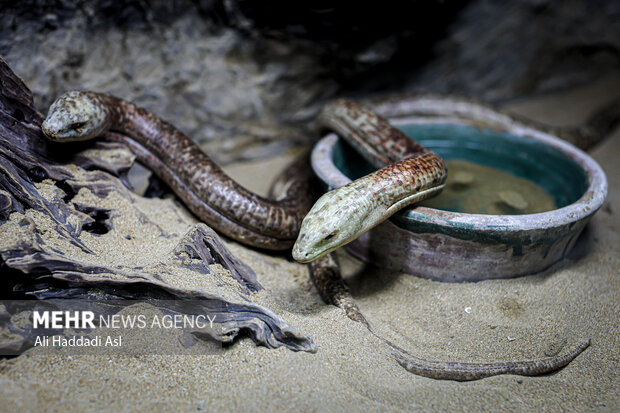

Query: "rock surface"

xmin=1 ymin=0 xmax=618 ymax=162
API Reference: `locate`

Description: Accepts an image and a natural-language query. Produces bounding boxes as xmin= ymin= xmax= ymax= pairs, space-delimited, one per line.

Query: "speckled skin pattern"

xmin=293 ymin=100 xmax=446 ymax=262
xmin=42 ymin=91 xmax=589 ymax=380
xmin=390 ymin=338 xmax=591 ymax=381
xmin=42 ymin=91 xmax=313 ymax=249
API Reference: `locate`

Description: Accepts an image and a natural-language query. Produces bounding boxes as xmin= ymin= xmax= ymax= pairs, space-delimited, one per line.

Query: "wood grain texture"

xmin=0 ymin=56 xmax=315 ymax=354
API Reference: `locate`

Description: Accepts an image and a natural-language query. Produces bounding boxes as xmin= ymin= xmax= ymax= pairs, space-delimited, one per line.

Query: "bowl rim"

xmin=311 ymin=115 xmax=608 ymax=233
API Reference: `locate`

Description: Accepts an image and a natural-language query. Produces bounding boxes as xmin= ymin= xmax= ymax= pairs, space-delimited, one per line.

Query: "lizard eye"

xmin=323 ymin=230 xmax=338 ymax=241
xmin=69 ymin=121 xmax=87 ymax=132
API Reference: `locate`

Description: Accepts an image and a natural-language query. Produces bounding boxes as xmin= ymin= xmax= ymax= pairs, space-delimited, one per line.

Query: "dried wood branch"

xmin=0 ymin=56 xmax=315 ymax=354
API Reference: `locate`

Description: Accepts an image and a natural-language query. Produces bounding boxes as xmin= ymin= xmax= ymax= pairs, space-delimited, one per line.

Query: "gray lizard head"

xmin=292 ymin=186 xmax=377 ymax=263
xmin=42 ymin=91 xmax=109 ymax=141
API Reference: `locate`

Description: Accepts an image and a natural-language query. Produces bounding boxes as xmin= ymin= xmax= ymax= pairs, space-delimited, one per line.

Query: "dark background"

xmin=2 ymin=0 xmax=619 ymax=162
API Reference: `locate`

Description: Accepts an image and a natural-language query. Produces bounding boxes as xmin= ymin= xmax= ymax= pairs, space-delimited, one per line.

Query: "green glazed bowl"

xmin=311 ymin=96 xmax=608 ymax=281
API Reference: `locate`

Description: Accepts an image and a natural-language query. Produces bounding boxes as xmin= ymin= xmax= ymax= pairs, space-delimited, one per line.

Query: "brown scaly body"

xmin=90 ymin=92 xmax=312 ymax=245
xmin=41 ymin=91 xmax=589 ymax=380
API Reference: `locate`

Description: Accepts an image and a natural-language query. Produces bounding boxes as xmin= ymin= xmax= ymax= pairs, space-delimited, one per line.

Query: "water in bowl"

xmin=420 ymin=159 xmax=557 ymax=215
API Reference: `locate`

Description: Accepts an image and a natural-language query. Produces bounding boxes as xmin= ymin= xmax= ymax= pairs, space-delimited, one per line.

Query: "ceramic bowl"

xmin=311 ymin=96 xmax=608 ymax=281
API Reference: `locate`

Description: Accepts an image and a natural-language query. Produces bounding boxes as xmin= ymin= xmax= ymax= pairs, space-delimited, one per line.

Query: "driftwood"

xmin=0 ymin=56 xmax=315 ymax=354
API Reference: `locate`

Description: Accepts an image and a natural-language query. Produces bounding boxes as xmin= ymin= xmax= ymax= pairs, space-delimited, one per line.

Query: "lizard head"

xmin=292 ymin=185 xmax=376 ymax=263
xmin=42 ymin=91 xmax=110 ymax=141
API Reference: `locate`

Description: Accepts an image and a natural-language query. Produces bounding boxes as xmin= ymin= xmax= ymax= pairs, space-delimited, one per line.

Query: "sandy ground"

xmin=0 ymin=79 xmax=619 ymax=412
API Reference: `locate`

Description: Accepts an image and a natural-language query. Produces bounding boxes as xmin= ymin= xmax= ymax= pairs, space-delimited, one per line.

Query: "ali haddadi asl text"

xmin=34 ymin=335 xmax=122 ymax=347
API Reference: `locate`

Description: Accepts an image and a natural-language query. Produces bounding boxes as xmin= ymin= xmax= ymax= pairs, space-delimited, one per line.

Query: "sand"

xmin=0 ymin=79 xmax=619 ymax=412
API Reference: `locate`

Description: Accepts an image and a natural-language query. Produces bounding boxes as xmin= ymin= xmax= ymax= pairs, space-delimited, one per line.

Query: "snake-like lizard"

xmin=41 ymin=91 xmax=589 ymax=380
